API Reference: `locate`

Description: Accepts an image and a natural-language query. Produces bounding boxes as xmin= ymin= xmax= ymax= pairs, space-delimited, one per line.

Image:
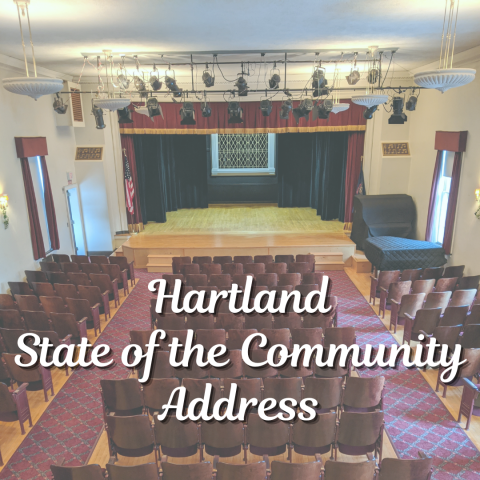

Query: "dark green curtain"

xmin=133 ymin=135 xmax=208 ymax=223
xmin=277 ymin=132 xmax=349 ymax=221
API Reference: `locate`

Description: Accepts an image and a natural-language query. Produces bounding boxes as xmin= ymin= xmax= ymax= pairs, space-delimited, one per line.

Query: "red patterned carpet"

xmin=1 ymin=270 xmax=479 ymax=479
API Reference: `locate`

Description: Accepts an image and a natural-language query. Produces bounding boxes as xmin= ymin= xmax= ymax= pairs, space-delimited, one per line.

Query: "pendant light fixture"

xmin=414 ymin=0 xmax=475 ymax=92
xmin=3 ymin=0 xmax=63 ymax=100
xmin=331 ymin=63 xmax=350 ymax=114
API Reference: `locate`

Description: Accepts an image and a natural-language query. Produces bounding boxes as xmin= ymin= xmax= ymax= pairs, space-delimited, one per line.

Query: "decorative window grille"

xmin=211 ymin=133 xmax=275 ymax=176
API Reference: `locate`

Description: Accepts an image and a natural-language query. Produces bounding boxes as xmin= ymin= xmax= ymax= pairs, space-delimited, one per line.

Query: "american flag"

xmin=124 ymin=151 xmax=135 ymax=214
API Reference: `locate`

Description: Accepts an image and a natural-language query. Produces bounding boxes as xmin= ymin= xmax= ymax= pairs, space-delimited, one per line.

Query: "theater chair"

xmin=90 ymin=273 xmax=120 ymax=307
xmin=50 ymin=313 xmax=87 ymax=344
xmin=303 ymin=377 xmax=343 ymax=414
xmin=434 ymin=277 xmax=458 ymax=293
xmin=377 ymin=452 xmax=433 ymax=480
xmin=216 ymin=462 xmax=267 ymax=480
xmin=67 ymin=298 xmax=101 ymax=336
xmin=343 ymin=376 xmax=385 ymax=412
xmin=25 ymin=270 xmax=48 ymax=289
xmin=263 ymin=377 xmax=302 ymax=405
xmin=78 ymin=285 xmax=110 ymax=321
xmin=222 ymin=263 xmax=244 ymax=276
xmin=389 ymin=293 xmax=425 ymax=333
xmin=379 ymin=281 xmax=412 ymax=319
xmin=223 ymin=378 xmax=262 ymax=414
xmin=109 ymin=256 xmax=136 ymax=286
xmin=23 ymin=311 xmax=52 ymax=331
xmin=443 ymin=265 xmax=465 ymax=279
xmin=71 ymin=255 xmax=90 ymax=265
xmin=423 ymin=292 xmax=451 ymax=313
xmin=457 ymin=275 xmax=480 ymax=290
xmin=275 ymin=255 xmax=294 ymax=264
xmin=106 ymin=463 xmax=159 ymax=480
xmin=2 ymin=353 xmax=54 ymax=402
xmin=245 ymin=263 xmax=266 ymax=277
xmin=90 ymin=255 xmax=109 ymax=266
xmin=40 ymin=261 xmax=62 ymax=273
xmin=15 ymin=294 xmax=44 ymax=312
xmin=0 ymin=328 xmax=28 ymax=354
xmin=201 ymin=420 xmax=246 ymax=465
xmin=322 ymin=459 xmax=376 ymax=480
xmin=54 ymin=283 xmax=81 ymax=302
xmin=51 ymin=254 xmax=71 ymax=264
xmin=61 ymin=262 xmax=80 ymax=273
xmin=213 ymin=255 xmax=232 ymax=266
xmin=0 ymin=381 xmax=32 ymax=434
xmin=7 ymin=282 xmax=34 ymax=298
xmin=101 ymin=264 xmax=129 ymax=296
xmin=234 ymin=255 xmax=253 ymax=266
xmin=192 ymin=256 xmax=212 ymax=266
xmin=403 ymin=308 xmax=442 ymax=346
xmin=290 ymin=412 xmax=337 ymax=459
xmin=40 ymin=296 xmax=68 ymax=316
xmin=370 ymin=270 xmax=400 ymax=305
xmin=171 ymin=256 xmax=191 ymax=274
xmin=422 ymin=267 xmax=444 ymax=282
xmin=154 ymin=416 xmax=201 ymax=460
xmin=143 ymin=378 xmax=180 ymax=416
xmin=51 ymin=463 xmax=105 ymax=480
xmin=67 ymin=272 xmax=92 ymax=288
xmin=161 ymin=462 xmax=212 ymax=480
xmin=439 ymin=305 xmax=469 ymax=327
xmin=216 ymin=313 xmax=244 ymax=331
xmin=0 ymin=294 xmax=20 ymax=311
xmin=100 ymin=378 xmax=144 ymax=416
xmin=266 ymin=263 xmax=287 ymax=275
xmin=31 ymin=282 xmax=56 ymax=298
xmin=400 ymin=268 xmax=423 ymax=283
xmin=412 ymin=279 xmax=436 ymax=295
xmin=30 ymin=330 xmax=72 ymax=375
xmin=450 ymin=289 xmax=477 ymax=307
xmin=0 ymin=310 xmax=24 ymax=329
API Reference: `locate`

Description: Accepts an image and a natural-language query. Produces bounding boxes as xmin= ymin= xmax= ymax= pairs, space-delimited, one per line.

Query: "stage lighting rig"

xmin=269 ymin=65 xmax=281 ymax=89
xmin=134 ymin=76 xmax=146 ymax=92
xmin=312 ymin=67 xmax=328 ymax=97
xmin=406 ymin=95 xmax=417 ymax=111
xmin=279 ymin=99 xmax=292 ymax=120
xmin=367 ymin=67 xmax=379 ymax=84
xmin=92 ymin=103 xmax=105 ymax=129
xmin=149 ymin=76 xmax=162 ymax=91
xmin=388 ymin=97 xmax=407 ymax=124
xmin=228 ymin=101 xmax=243 ymax=124
xmin=53 ymin=93 xmax=67 ymax=114
xmin=147 ymin=97 xmax=163 ymax=119
xmin=260 ymin=99 xmax=272 ymax=117
xmin=235 ymin=75 xmax=248 ymax=96
xmin=165 ymin=70 xmax=182 ymax=97
xmin=201 ymin=101 xmax=212 ymax=117
xmin=292 ymin=98 xmax=314 ymax=124
xmin=312 ymin=99 xmax=333 ymax=121
xmin=117 ymin=106 xmax=133 ymax=123
xmin=363 ymin=105 xmax=378 ymax=120
xmin=202 ymin=65 xmax=215 ymax=87
xmin=180 ymin=102 xmax=196 ymax=125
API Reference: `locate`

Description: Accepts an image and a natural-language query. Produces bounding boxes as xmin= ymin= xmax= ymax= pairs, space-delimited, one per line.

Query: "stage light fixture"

xmin=312 ymin=67 xmax=328 ymax=97
xmin=279 ymin=99 xmax=292 ymax=120
xmin=92 ymin=104 xmax=105 ymax=129
xmin=117 ymin=106 xmax=133 ymax=123
xmin=201 ymin=101 xmax=212 ymax=117
xmin=117 ymin=74 xmax=130 ymax=89
xmin=346 ymin=69 xmax=360 ymax=85
xmin=260 ymin=99 xmax=272 ymax=117
xmin=235 ymin=76 xmax=248 ymax=96
xmin=268 ymin=68 xmax=281 ymax=89
xmin=134 ymin=76 xmax=146 ymax=92
xmin=228 ymin=101 xmax=243 ymax=124
xmin=388 ymin=97 xmax=408 ymax=124
xmin=202 ymin=68 xmax=215 ymax=88
xmin=147 ymin=97 xmax=163 ymax=119
xmin=165 ymin=75 xmax=183 ymax=97
xmin=363 ymin=105 xmax=378 ymax=120
xmin=367 ymin=68 xmax=379 ymax=84
xmin=149 ymin=75 xmax=162 ymax=91
xmin=180 ymin=102 xmax=196 ymax=125
xmin=406 ymin=95 xmax=417 ymax=111
xmin=292 ymin=98 xmax=314 ymax=124
xmin=53 ymin=93 xmax=68 ymax=114
xmin=312 ymin=99 xmax=333 ymax=121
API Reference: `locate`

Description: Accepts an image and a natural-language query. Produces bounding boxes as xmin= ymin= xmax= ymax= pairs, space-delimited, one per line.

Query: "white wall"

xmin=0 ymin=65 xmax=77 ymax=290
xmin=407 ymin=58 xmax=480 ymax=275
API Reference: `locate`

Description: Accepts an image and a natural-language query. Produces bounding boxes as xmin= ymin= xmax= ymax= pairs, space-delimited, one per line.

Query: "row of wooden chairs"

xmin=101 ymin=375 xmax=384 ymax=419
xmin=49 ymin=452 xmax=434 ymax=480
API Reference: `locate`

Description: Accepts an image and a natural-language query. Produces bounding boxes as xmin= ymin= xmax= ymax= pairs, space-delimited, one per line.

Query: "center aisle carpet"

xmin=1 ymin=271 xmax=479 ymax=479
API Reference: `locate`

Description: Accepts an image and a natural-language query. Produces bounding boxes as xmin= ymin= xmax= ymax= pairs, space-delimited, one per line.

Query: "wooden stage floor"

xmin=120 ymin=206 xmax=355 ymax=271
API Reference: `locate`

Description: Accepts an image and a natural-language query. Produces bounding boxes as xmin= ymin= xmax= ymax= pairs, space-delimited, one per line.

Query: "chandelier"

xmin=2 ymin=1 xmax=63 ymax=100
xmin=414 ymin=0 xmax=475 ymax=93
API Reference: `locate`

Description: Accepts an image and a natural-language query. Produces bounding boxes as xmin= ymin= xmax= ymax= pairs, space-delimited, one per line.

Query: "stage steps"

xmin=311 ymin=252 xmax=345 ymax=271
xmin=147 ymin=254 xmax=173 ymax=273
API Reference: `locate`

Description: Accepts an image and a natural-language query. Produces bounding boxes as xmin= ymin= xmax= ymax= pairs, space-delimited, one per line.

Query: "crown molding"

xmin=0 ymin=54 xmax=73 ymax=81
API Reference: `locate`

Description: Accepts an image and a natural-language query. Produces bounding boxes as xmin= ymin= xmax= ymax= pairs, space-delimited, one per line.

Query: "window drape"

xmin=20 ymin=157 xmax=45 ymax=260
xmin=277 ymin=132 xmax=357 ymax=222
xmin=443 ymin=152 xmax=462 ymax=255
xmin=425 ymin=150 xmax=443 ymax=243
xmin=120 ymin=135 xmax=144 ymax=232
xmin=133 ymin=135 xmax=208 ymax=223
xmin=39 ymin=156 xmax=60 ymax=251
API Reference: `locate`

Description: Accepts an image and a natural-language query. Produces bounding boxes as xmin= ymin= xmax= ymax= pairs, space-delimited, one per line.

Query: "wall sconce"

xmin=475 ymin=189 xmax=480 ymax=220
xmin=0 ymin=194 xmax=9 ymax=229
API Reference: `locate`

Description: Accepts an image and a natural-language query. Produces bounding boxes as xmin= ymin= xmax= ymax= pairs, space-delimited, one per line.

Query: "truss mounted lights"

xmin=147 ymin=97 xmax=163 ymax=119
xmin=180 ymin=102 xmax=196 ymax=125
xmin=260 ymin=98 xmax=272 ymax=117
xmin=134 ymin=76 xmax=146 ymax=92
xmin=165 ymin=68 xmax=182 ymax=97
xmin=268 ymin=65 xmax=281 ymax=89
xmin=235 ymin=75 xmax=248 ymax=96
xmin=202 ymin=65 xmax=215 ymax=87
xmin=367 ymin=67 xmax=379 ymax=84
xmin=117 ymin=106 xmax=133 ymax=123
xmin=312 ymin=67 xmax=328 ymax=97
xmin=346 ymin=54 xmax=361 ymax=85
xmin=363 ymin=105 xmax=377 ymax=120
xmin=149 ymin=74 xmax=162 ymax=92
xmin=312 ymin=99 xmax=333 ymax=121
xmin=388 ymin=97 xmax=407 ymax=124
xmin=414 ymin=0 xmax=475 ymax=92
xmin=201 ymin=101 xmax=212 ymax=117
xmin=228 ymin=101 xmax=243 ymax=124
xmin=293 ymin=98 xmax=314 ymax=124
xmin=92 ymin=102 xmax=105 ymax=129
xmin=406 ymin=95 xmax=417 ymax=111
xmin=279 ymin=99 xmax=292 ymax=120
xmin=53 ymin=93 xmax=68 ymax=114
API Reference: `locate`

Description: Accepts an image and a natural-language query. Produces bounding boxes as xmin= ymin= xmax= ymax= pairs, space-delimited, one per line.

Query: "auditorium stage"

xmin=118 ymin=206 xmax=357 ymax=272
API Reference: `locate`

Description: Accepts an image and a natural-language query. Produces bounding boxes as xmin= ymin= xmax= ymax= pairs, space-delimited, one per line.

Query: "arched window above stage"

xmin=211 ymin=133 xmax=276 ymax=176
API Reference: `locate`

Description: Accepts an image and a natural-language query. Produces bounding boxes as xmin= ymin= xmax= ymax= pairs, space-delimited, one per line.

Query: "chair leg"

xmin=443 ymin=385 xmax=448 ymax=398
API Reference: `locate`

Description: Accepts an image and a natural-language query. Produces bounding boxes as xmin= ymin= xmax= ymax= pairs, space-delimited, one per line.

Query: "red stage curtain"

xmin=121 ymin=135 xmax=144 ymax=232
xmin=20 ymin=157 xmax=46 ymax=260
xmin=443 ymin=152 xmax=462 ymax=255
xmin=39 ymin=156 xmax=60 ymax=250
xmin=343 ymin=132 xmax=365 ymax=229
xmin=425 ymin=150 xmax=443 ymax=243
xmin=119 ymin=99 xmax=366 ymax=134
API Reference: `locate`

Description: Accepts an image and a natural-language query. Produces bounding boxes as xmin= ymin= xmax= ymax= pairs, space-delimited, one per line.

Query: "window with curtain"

xmin=211 ymin=133 xmax=276 ymax=175
xmin=29 ymin=156 xmax=52 ymax=253
xmin=430 ymin=150 xmax=454 ymax=245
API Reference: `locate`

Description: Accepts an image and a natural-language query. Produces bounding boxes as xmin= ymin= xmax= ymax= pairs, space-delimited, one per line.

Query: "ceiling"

xmin=1 ymin=0 xmax=479 ymax=93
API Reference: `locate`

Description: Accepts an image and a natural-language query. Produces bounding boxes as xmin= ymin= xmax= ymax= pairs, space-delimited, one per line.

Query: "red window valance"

xmin=15 ymin=136 xmax=49 ymax=158
xmin=434 ymin=131 xmax=468 ymax=152
xmin=119 ymin=99 xmax=367 ymax=135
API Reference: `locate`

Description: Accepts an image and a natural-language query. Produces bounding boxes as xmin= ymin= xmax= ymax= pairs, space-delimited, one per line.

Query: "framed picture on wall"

xmin=381 ymin=142 xmax=410 ymax=157
xmin=75 ymin=146 xmax=104 ymax=161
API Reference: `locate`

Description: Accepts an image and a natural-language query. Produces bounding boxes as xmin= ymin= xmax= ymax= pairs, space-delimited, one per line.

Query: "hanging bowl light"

xmin=93 ymin=97 xmax=131 ymax=111
xmin=2 ymin=1 xmax=64 ymax=100
xmin=331 ymin=102 xmax=350 ymax=114
xmin=351 ymin=94 xmax=388 ymax=108
xmin=413 ymin=0 xmax=475 ymax=93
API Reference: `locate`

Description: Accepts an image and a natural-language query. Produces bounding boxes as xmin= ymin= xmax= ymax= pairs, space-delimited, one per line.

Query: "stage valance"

xmin=119 ymin=99 xmax=366 ymax=134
